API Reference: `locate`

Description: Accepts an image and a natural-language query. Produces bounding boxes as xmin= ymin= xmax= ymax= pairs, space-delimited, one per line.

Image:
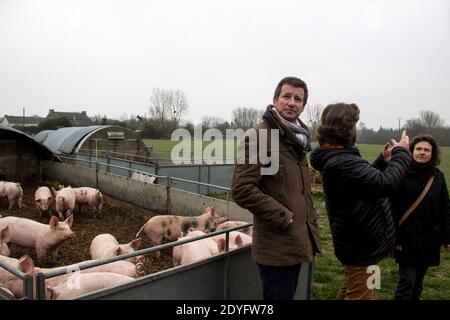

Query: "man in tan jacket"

xmin=231 ymin=76 xmax=321 ymax=300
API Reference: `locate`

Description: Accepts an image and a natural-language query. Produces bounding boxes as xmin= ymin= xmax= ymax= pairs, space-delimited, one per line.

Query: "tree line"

xmin=11 ymin=88 xmax=449 ymax=146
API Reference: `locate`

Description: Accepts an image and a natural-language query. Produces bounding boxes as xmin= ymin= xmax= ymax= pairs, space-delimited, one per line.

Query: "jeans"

xmin=257 ymin=264 xmax=302 ymax=300
xmin=395 ymin=264 xmax=428 ymax=300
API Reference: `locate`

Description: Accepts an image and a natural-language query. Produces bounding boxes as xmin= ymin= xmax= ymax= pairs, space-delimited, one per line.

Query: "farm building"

xmin=34 ymin=125 xmax=151 ymax=159
xmin=0 ymin=125 xmax=58 ymax=182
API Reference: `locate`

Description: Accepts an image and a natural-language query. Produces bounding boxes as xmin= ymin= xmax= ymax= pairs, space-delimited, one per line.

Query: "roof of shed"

xmin=0 ymin=125 xmax=60 ymax=161
xmin=34 ymin=125 xmax=105 ymax=155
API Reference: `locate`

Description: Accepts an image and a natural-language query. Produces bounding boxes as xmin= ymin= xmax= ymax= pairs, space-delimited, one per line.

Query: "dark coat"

xmin=391 ymin=169 xmax=450 ymax=267
xmin=310 ymin=146 xmax=411 ymax=266
xmin=231 ymin=106 xmax=321 ymax=266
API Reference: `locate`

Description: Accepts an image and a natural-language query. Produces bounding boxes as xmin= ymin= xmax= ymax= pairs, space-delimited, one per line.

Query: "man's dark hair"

xmin=410 ymin=134 xmax=441 ymax=166
xmin=316 ymin=103 xmax=360 ymax=146
xmin=273 ymin=77 xmax=308 ymax=104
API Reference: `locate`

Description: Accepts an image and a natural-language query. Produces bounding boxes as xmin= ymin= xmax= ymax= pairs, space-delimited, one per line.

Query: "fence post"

xmin=36 ymin=273 xmax=47 ymax=300
xmin=106 ymin=150 xmax=110 ymax=173
xmin=23 ymin=274 xmax=33 ymax=300
xmin=166 ymin=176 xmax=171 ymax=214
xmin=96 ymin=159 xmax=99 ymax=189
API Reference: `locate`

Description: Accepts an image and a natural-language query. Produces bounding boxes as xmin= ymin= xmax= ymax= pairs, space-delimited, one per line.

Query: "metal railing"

xmin=59 ymin=155 xmax=232 ymax=202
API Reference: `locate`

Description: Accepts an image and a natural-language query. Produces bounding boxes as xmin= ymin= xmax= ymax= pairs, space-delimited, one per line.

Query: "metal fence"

xmin=74 ymin=150 xmax=234 ymax=195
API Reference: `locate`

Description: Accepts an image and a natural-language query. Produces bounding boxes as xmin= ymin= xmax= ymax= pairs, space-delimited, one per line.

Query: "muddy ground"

xmin=0 ymin=181 xmax=173 ymax=276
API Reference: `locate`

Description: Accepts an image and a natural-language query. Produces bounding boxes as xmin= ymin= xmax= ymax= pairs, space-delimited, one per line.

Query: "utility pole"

xmin=397 ymin=117 xmax=402 ymax=132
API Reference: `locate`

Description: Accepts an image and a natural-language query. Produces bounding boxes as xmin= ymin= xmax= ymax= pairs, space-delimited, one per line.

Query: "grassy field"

xmin=145 ymin=139 xmax=450 ymax=299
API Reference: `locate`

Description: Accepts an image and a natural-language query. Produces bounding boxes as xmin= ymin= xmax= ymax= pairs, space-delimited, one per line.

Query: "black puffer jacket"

xmin=391 ymin=169 xmax=450 ymax=267
xmin=310 ymin=146 xmax=411 ymax=266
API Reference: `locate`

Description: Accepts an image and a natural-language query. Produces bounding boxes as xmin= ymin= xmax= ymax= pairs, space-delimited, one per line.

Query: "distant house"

xmin=45 ymin=109 xmax=94 ymax=127
xmin=1 ymin=115 xmax=44 ymax=127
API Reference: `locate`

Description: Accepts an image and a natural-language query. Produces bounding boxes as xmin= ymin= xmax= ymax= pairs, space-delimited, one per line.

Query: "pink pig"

xmin=172 ymin=230 xmax=220 ymax=266
xmin=215 ymin=221 xmax=253 ymax=237
xmin=90 ymin=234 xmax=143 ymax=265
xmin=52 ymin=186 xmax=76 ymax=220
xmin=46 ymin=272 xmax=133 ymax=300
xmin=0 ymin=181 xmax=23 ymax=210
xmin=34 ymin=186 xmax=54 ymax=218
xmin=212 ymin=231 xmax=253 ymax=252
xmin=72 ymin=187 xmax=103 ymax=218
xmin=135 ymin=207 xmax=227 ymax=258
xmin=0 ymin=215 xmax=75 ymax=262
xmin=0 ymin=225 xmax=11 ymax=256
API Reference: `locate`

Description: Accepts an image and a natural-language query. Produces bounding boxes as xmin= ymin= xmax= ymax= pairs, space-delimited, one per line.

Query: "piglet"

xmin=35 ymin=186 xmax=54 ymax=218
xmin=211 ymin=231 xmax=252 ymax=252
xmin=52 ymin=186 xmax=76 ymax=220
xmin=0 ymin=215 xmax=75 ymax=262
xmin=72 ymin=187 xmax=103 ymax=218
xmin=215 ymin=221 xmax=253 ymax=237
xmin=0 ymin=181 xmax=23 ymax=210
xmin=135 ymin=206 xmax=227 ymax=258
xmin=172 ymin=230 xmax=220 ymax=266
xmin=46 ymin=272 xmax=133 ymax=300
xmin=0 ymin=225 xmax=11 ymax=256
xmin=90 ymin=234 xmax=143 ymax=265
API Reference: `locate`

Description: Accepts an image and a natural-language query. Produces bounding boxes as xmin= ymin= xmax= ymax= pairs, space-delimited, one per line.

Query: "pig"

xmin=172 ymin=230 xmax=220 ymax=266
xmin=37 ymin=260 xmax=145 ymax=290
xmin=72 ymin=187 xmax=103 ymax=218
xmin=52 ymin=186 xmax=76 ymax=220
xmin=215 ymin=221 xmax=253 ymax=237
xmin=211 ymin=231 xmax=253 ymax=253
xmin=34 ymin=186 xmax=54 ymax=218
xmin=0 ymin=215 xmax=75 ymax=263
xmin=90 ymin=234 xmax=143 ymax=265
xmin=0 ymin=181 xmax=23 ymax=210
xmin=46 ymin=272 xmax=133 ymax=300
xmin=135 ymin=206 xmax=227 ymax=258
xmin=0 ymin=225 xmax=11 ymax=256
xmin=0 ymin=255 xmax=35 ymax=298
xmin=0 ymin=286 xmax=14 ymax=297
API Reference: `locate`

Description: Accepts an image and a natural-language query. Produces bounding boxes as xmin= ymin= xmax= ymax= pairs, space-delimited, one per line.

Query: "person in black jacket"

xmin=310 ymin=103 xmax=411 ymax=300
xmin=391 ymin=135 xmax=450 ymax=300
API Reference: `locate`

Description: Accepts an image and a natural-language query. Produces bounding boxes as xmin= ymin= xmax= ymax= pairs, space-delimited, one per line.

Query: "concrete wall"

xmin=42 ymin=161 xmax=251 ymax=219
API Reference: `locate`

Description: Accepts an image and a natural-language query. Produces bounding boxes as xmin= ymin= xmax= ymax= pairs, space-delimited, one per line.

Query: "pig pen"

xmin=0 ymin=160 xmax=314 ymax=300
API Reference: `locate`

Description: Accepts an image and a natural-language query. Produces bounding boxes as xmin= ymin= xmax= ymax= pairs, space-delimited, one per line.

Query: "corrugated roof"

xmin=0 ymin=125 xmax=59 ymax=161
xmin=34 ymin=126 xmax=105 ymax=155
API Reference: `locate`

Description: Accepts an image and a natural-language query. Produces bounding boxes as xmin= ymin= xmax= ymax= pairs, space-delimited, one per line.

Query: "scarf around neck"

xmin=272 ymin=107 xmax=311 ymax=151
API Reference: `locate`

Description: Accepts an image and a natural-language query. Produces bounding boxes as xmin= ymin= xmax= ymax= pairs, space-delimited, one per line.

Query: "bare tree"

xmin=232 ymin=107 xmax=264 ymax=131
xmin=171 ymin=89 xmax=188 ymax=122
xmin=149 ymin=88 xmax=188 ymax=123
xmin=304 ymin=104 xmax=323 ymax=138
xmin=419 ymin=110 xmax=445 ymax=129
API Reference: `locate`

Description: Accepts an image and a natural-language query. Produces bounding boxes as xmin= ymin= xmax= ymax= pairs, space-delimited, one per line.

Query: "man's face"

xmin=273 ymin=84 xmax=305 ymax=122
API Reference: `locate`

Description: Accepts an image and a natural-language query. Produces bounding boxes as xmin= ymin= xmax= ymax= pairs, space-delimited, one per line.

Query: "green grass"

xmin=144 ymin=139 xmax=450 ymax=299
xmin=312 ymin=193 xmax=450 ymax=300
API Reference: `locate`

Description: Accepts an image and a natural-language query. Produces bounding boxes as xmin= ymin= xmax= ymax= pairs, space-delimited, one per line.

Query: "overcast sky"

xmin=1 ymin=0 xmax=449 ymax=130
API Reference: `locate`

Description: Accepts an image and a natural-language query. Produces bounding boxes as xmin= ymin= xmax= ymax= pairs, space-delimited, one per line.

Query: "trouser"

xmin=395 ymin=264 xmax=428 ymax=300
xmin=336 ymin=265 xmax=375 ymax=300
xmin=257 ymin=264 xmax=302 ymax=300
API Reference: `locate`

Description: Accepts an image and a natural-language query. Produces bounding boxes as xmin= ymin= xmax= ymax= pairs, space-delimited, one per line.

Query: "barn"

xmin=34 ymin=125 xmax=151 ymax=160
xmin=0 ymin=125 xmax=58 ymax=182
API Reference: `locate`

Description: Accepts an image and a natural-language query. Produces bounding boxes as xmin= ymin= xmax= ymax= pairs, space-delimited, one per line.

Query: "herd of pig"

xmin=0 ymin=180 xmax=253 ymax=300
